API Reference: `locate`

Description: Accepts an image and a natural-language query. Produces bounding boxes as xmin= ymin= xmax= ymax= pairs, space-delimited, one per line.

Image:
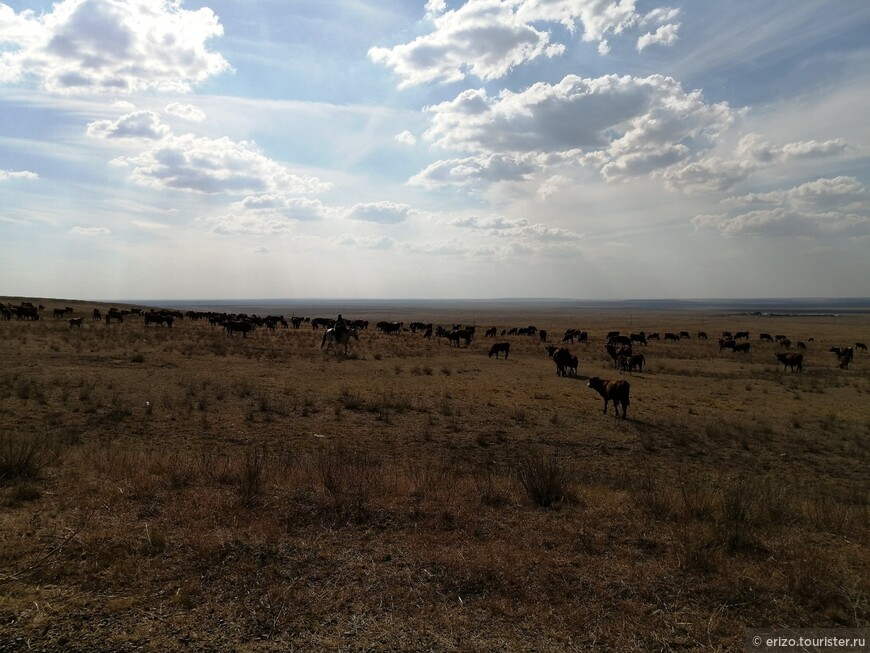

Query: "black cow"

xmin=488 ymin=343 xmax=510 ymax=359
xmin=587 ymin=377 xmax=630 ymax=419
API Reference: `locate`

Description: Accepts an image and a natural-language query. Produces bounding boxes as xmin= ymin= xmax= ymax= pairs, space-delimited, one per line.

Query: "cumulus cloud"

xmin=233 ymin=195 xmax=328 ymax=221
xmin=0 ymin=169 xmax=39 ymax=181
xmin=662 ymin=157 xmax=756 ymax=193
xmin=0 ymin=0 xmax=230 ymax=93
xmin=448 ymin=214 xmax=584 ymax=243
xmin=637 ymin=23 xmax=680 ymax=52
xmin=87 ymin=110 xmax=170 ymax=140
xmin=737 ymin=133 xmax=848 ymax=163
xmin=203 ymin=213 xmax=295 ymax=236
xmin=395 ymin=130 xmax=417 ymax=146
xmin=112 ymin=134 xmax=331 ymax=195
xmin=334 ymin=234 xmax=396 ymax=250
xmin=693 ymin=176 xmax=870 ymax=237
xmin=343 ymin=202 xmax=415 ymax=224
xmin=409 ymin=153 xmax=538 ymax=188
xmin=165 ymin=103 xmax=206 ymax=122
xmin=418 ymin=74 xmax=735 ymax=185
xmin=369 ymin=0 xmax=675 ymax=87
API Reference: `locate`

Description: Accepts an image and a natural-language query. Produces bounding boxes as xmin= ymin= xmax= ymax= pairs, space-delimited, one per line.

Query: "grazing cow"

xmin=447 ymin=328 xmax=474 ymax=347
xmin=775 ymin=352 xmax=803 ymax=372
xmin=830 ymin=347 xmax=854 ymax=369
xmin=697 ymin=331 xmax=708 ymax=339
xmin=422 ymin=327 xmax=433 ymax=339
xmin=647 ymin=332 xmax=660 ymax=341
xmin=797 ymin=341 xmax=807 ymax=350
xmin=734 ymin=331 xmax=750 ymax=340
xmin=53 ymin=308 xmax=66 ymax=319
xmin=225 ymin=321 xmax=254 ymax=338
xmin=377 ymin=321 xmax=403 ymax=334
xmin=552 ymin=348 xmax=574 ymax=376
xmin=606 ymin=343 xmax=632 ymax=368
xmin=92 ymin=309 xmax=102 ymax=321
xmin=679 ymin=331 xmax=691 ymax=339
xmin=105 ymin=308 xmax=123 ymax=323
xmin=616 ymin=355 xmax=629 ymax=374
xmin=628 ymin=353 xmax=646 ymax=373
xmin=664 ymin=332 xmax=680 ymax=342
xmin=69 ymin=317 xmax=83 ymax=328
xmin=856 ymin=342 xmax=867 ymax=351
xmin=759 ymin=333 xmax=773 ymax=342
xmin=539 ymin=330 xmax=548 ymax=342
xmin=587 ymin=377 xmax=630 ymax=419
xmin=290 ymin=316 xmax=305 ymax=329
xmin=630 ymin=332 xmax=647 ymax=346
xmin=485 ymin=326 xmax=497 ymax=338
xmin=779 ymin=339 xmax=791 ymax=349
xmin=311 ymin=317 xmax=332 ymax=330
xmin=608 ymin=334 xmax=632 ymax=347
xmin=722 ymin=331 xmax=732 ymax=340
xmin=718 ymin=339 xmax=736 ymax=352
xmin=488 ymin=342 xmax=510 ymax=359
xmin=734 ymin=342 xmax=750 ymax=354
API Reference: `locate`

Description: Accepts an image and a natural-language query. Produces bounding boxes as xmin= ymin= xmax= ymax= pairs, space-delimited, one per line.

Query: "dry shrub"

xmin=316 ymin=445 xmax=382 ymax=520
xmin=237 ymin=447 xmax=267 ymax=508
xmin=715 ymin=476 xmax=765 ymax=554
xmin=514 ymin=446 xmax=573 ymax=508
xmin=0 ymin=431 xmax=56 ymax=483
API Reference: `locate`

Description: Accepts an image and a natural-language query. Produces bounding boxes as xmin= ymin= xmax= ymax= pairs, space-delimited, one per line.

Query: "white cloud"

xmin=636 ymin=23 xmax=680 ymax=52
xmin=370 ymin=0 xmax=673 ymax=87
xmin=0 ymin=170 xmax=39 ymax=181
xmin=420 ymin=74 xmax=735 ymax=185
xmin=737 ymin=133 xmax=848 ymax=163
xmin=87 ymin=110 xmax=170 ymax=140
xmin=165 ymin=103 xmax=206 ymax=122
xmin=112 ymin=134 xmax=331 ymax=195
xmin=693 ymin=176 xmax=870 ymax=237
xmin=0 ymin=0 xmax=230 ymax=93
xmin=343 ymin=202 xmax=415 ymax=224
xmin=334 ymin=234 xmax=396 ymax=250
xmin=662 ymin=157 xmax=756 ymax=194
xmin=394 ymin=130 xmax=417 ymax=146
xmin=234 ymin=195 xmax=328 ymax=221
xmin=69 ymin=226 xmax=110 ymax=236
xmin=409 ymin=153 xmax=538 ymax=188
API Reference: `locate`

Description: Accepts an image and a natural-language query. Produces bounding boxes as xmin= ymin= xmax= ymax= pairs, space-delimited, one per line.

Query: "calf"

xmin=587 ymin=377 xmax=630 ymax=419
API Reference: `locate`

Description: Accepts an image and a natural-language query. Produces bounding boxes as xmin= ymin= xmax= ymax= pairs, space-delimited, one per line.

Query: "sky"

xmin=1 ymin=0 xmax=869 ymax=301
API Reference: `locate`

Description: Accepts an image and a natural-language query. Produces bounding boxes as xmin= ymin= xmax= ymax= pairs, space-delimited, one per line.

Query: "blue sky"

xmin=1 ymin=0 xmax=868 ymax=300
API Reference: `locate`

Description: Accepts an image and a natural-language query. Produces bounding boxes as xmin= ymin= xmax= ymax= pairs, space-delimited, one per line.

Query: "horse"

xmin=321 ymin=327 xmax=358 ymax=355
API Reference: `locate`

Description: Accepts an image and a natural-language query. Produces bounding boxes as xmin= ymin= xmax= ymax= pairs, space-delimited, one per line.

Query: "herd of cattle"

xmin=4 ymin=301 xmax=867 ymax=420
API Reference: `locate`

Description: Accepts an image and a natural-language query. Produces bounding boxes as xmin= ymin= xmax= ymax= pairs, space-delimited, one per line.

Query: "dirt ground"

xmin=1 ymin=297 xmax=868 ymax=652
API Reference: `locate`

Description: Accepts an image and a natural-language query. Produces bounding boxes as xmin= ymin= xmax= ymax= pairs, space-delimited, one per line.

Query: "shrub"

xmin=515 ymin=447 xmax=572 ymax=508
xmin=0 ymin=431 xmax=55 ymax=483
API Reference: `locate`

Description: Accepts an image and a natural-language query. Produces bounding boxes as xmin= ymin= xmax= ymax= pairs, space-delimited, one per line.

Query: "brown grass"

xmin=0 ymin=297 xmax=868 ymax=651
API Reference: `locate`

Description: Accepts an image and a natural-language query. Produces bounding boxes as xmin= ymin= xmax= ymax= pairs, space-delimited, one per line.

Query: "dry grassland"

xmin=1 ymin=297 xmax=868 ymax=652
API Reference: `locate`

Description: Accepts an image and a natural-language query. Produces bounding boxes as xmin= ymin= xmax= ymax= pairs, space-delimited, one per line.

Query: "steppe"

xmin=1 ymin=297 xmax=868 ymax=652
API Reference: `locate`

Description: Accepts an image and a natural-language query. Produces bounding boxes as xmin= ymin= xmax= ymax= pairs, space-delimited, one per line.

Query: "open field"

xmin=1 ymin=297 xmax=868 ymax=652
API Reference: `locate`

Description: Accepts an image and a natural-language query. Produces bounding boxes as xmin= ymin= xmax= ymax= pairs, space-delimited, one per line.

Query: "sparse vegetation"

xmin=0 ymin=297 xmax=867 ymax=650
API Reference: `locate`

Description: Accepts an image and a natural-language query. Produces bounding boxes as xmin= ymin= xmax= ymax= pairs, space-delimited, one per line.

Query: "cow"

xmin=775 ymin=352 xmax=803 ymax=372
xmin=759 ymin=333 xmax=774 ymax=342
xmin=69 ymin=317 xmax=83 ymax=328
xmin=488 ymin=343 xmax=510 ymax=359
xmin=734 ymin=342 xmax=750 ymax=354
xmin=664 ymin=332 xmax=680 ymax=342
xmin=779 ymin=339 xmax=791 ymax=349
xmin=587 ymin=377 xmax=630 ymax=419
xmin=734 ymin=331 xmax=750 ymax=340
xmin=679 ymin=331 xmax=691 ymax=339
xmin=53 ymin=308 xmax=66 ymax=319
xmin=105 ymin=308 xmax=123 ymax=323
xmin=856 ymin=342 xmax=867 ymax=351
xmin=630 ymin=332 xmax=647 ymax=346
xmin=545 ymin=344 xmax=558 ymax=358
xmin=225 ymin=321 xmax=254 ymax=338
xmin=539 ymin=330 xmax=548 ymax=342
xmin=697 ymin=331 xmax=708 ymax=339
xmin=608 ymin=334 xmax=632 ymax=347
xmin=628 ymin=353 xmax=646 ymax=373
xmin=830 ymin=347 xmax=854 ymax=369
xmin=377 ymin=321 xmax=403 ymax=334
xmin=797 ymin=341 xmax=807 ymax=350
xmin=92 ymin=309 xmax=102 ymax=321
xmin=485 ymin=326 xmax=497 ymax=338
xmin=447 ymin=328 xmax=474 ymax=347
xmin=552 ymin=348 xmax=574 ymax=376
xmin=718 ymin=339 xmax=736 ymax=352
xmin=606 ymin=343 xmax=632 ymax=368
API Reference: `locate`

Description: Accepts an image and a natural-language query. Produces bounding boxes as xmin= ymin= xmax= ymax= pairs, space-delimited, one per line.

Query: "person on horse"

xmin=334 ymin=313 xmax=347 ymax=342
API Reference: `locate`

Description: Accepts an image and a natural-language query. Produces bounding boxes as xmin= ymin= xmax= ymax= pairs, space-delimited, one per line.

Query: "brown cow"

xmin=775 ymin=352 xmax=803 ymax=372
xmin=587 ymin=377 xmax=630 ymax=419
xmin=488 ymin=342 xmax=510 ymax=359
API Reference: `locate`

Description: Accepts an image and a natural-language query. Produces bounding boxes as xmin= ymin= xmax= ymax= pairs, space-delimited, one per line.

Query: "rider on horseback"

xmin=334 ymin=314 xmax=347 ymax=342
